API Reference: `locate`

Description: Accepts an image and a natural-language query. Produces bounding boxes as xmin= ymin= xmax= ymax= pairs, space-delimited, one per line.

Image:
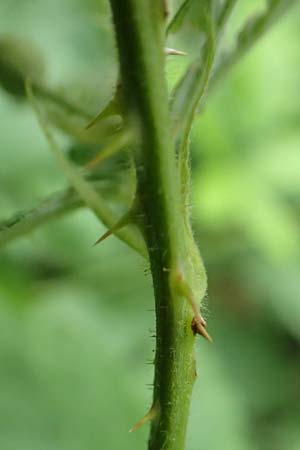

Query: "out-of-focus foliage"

xmin=0 ymin=1 xmax=299 ymax=450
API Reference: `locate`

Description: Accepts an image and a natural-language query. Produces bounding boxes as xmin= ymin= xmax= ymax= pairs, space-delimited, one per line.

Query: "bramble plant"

xmin=0 ymin=1 xmax=297 ymax=449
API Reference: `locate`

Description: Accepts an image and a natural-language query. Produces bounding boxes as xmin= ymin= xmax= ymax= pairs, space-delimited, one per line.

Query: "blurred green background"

xmin=0 ymin=1 xmax=300 ymax=449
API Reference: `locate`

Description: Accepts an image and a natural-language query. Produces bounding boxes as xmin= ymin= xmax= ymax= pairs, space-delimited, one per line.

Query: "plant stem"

xmin=109 ymin=2 xmax=201 ymax=449
xmin=0 ymin=188 xmax=82 ymax=247
xmin=178 ymin=18 xmax=215 ymax=207
xmin=0 ymin=180 xmax=137 ymax=250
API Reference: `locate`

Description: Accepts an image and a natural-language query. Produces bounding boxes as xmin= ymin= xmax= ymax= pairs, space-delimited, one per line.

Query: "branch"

xmin=109 ymin=2 xmax=208 ymax=450
xmin=0 ymin=179 xmax=141 ymax=252
xmin=0 ymin=188 xmax=82 ymax=247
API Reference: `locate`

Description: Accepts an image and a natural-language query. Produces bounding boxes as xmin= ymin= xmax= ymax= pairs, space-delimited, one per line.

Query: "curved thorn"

xmin=85 ymin=81 xmax=122 ymax=129
xmin=191 ymin=317 xmax=213 ymax=343
xmin=84 ymin=131 xmax=130 ymax=171
xmin=129 ymin=400 xmax=160 ymax=433
xmin=93 ymin=211 xmax=131 ymax=246
xmin=171 ymin=269 xmax=212 ymax=342
xmin=84 ymin=106 xmax=116 ymax=130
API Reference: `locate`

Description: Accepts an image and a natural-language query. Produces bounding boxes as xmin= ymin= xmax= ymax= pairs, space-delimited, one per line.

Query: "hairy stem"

xmin=178 ymin=15 xmax=215 ymax=207
xmin=109 ymin=2 xmax=202 ymax=449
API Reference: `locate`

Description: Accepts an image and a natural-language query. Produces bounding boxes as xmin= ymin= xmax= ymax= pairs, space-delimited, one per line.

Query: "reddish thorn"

xmin=93 ymin=228 xmax=113 ymax=246
xmin=191 ymin=317 xmax=213 ymax=343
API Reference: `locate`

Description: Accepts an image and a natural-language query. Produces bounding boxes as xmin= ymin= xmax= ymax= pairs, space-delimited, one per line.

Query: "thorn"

xmin=191 ymin=317 xmax=213 ymax=343
xmin=164 ymin=47 xmax=187 ymax=56
xmin=171 ymin=268 xmax=212 ymax=342
xmin=85 ymin=80 xmax=122 ymax=130
xmin=198 ymin=314 xmax=207 ymax=328
xmin=85 ymin=103 xmax=116 ymax=130
xmin=85 ymin=113 xmax=101 ymax=130
xmin=93 ymin=212 xmax=131 ymax=246
xmin=128 ymin=400 xmax=160 ymax=433
xmin=93 ymin=228 xmax=114 ymax=246
xmin=84 ymin=131 xmax=130 ymax=171
xmin=129 ymin=416 xmax=149 ymax=433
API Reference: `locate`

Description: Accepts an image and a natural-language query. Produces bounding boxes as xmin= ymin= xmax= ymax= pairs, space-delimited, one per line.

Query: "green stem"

xmin=0 ymin=188 xmax=82 ymax=247
xmin=178 ymin=18 xmax=215 ymax=208
xmin=109 ymin=2 xmax=201 ymax=449
xmin=0 ymin=181 xmax=134 ymax=249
